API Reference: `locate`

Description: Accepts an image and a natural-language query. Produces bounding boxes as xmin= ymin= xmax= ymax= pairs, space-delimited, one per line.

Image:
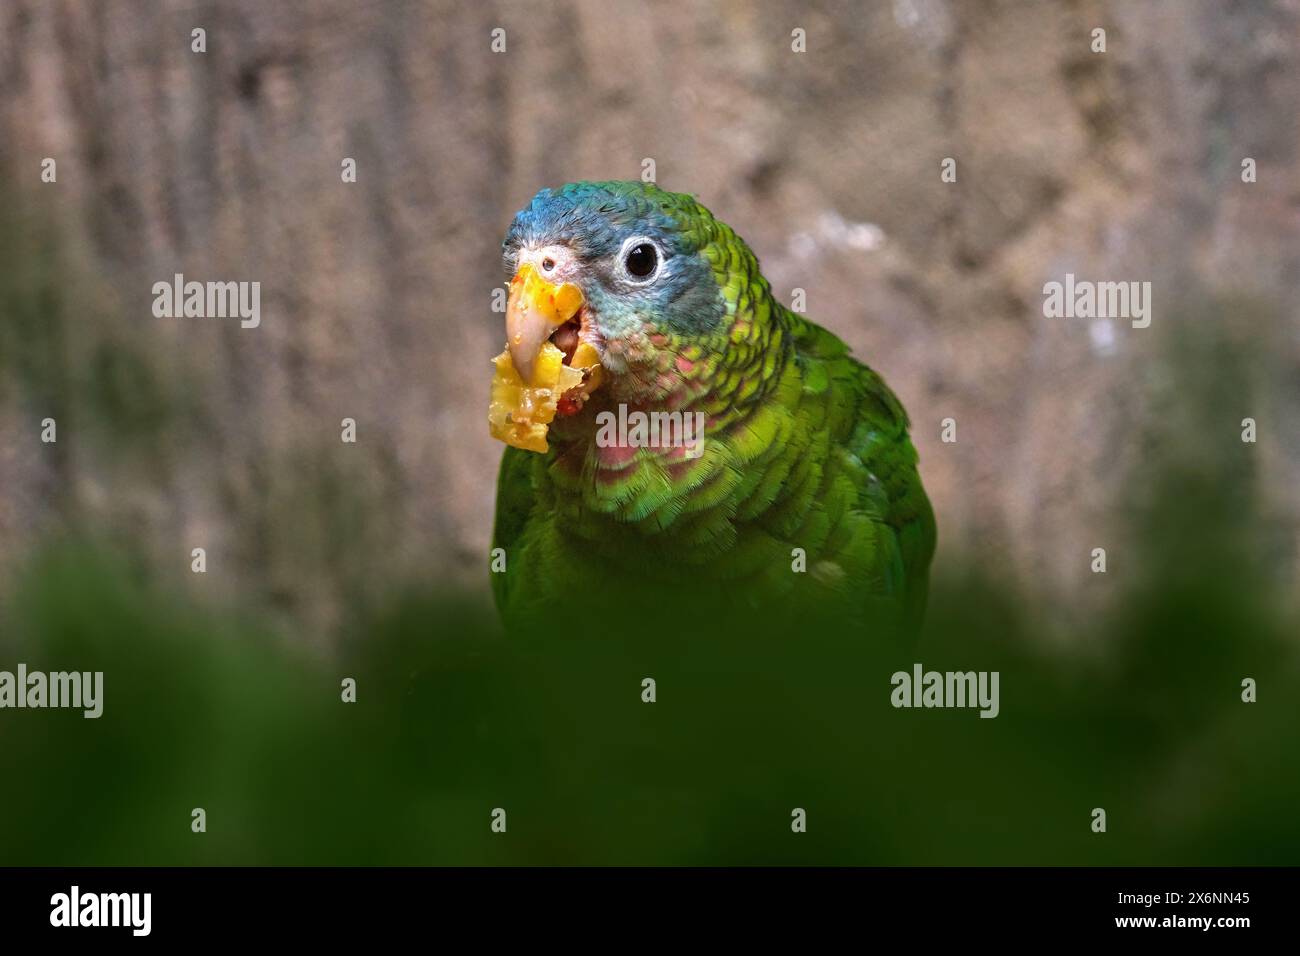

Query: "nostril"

xmin=542 ymin=256 xmax=556 ymax=272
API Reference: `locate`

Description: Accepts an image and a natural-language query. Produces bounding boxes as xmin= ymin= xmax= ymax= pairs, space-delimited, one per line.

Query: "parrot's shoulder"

xmin=781 ymin=305 xmax=936 ymax=619
xmin=783 ymin=307 xmax=909 ymax=431
xmin=785 ymin=308 xmax=851 ymax=361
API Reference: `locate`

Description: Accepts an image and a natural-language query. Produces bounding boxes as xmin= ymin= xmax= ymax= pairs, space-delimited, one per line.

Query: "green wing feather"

xmin=490 ymin=444 xmax=536 ymax=617
xmin=786 ymin=308 xmax=936 ymax=627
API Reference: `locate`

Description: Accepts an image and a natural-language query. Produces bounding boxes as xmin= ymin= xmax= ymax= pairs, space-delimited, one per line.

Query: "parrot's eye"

xmin=622 ymin=241 xmax=659 ymax=280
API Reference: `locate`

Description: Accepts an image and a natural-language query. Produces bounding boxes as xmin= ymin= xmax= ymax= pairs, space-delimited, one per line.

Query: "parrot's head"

xmin=499 ymin=181 xmax=765 ymax=431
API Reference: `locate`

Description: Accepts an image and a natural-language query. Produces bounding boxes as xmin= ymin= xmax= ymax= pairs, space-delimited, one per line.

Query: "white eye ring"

xmin=618 ymin=236 xmax=662 ymax=283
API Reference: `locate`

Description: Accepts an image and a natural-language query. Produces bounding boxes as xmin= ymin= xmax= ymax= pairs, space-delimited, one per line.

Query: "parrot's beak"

xmin=506 ymin=262 xmax=584 ymax=385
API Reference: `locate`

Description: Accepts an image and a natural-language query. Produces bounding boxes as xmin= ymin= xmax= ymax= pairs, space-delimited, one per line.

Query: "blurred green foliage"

xmin=0 ymin=454 xmax=1294 ymax=865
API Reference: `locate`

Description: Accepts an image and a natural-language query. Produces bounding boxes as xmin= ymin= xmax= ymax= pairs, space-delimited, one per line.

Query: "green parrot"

xmin=489 ymin=181 xmax=935 ymax=631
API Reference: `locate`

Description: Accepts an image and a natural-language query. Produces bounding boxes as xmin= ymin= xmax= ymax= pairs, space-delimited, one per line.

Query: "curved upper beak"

xmin=506 ymin=262 xmax=584 ymax=384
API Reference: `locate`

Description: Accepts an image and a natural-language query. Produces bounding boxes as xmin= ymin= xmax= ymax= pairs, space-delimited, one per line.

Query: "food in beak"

xmin=489 ymin=262 xmax=604 ymax=453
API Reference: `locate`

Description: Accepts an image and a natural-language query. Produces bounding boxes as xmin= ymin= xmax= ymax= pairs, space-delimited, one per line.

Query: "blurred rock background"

xmin=1 ymin=0 xmax=1297 ymax=641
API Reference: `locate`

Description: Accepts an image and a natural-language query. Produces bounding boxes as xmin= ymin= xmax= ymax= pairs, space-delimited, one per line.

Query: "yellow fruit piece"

xmin=571 ymin=341 xmax=605 ymax=392
xmin=489 ymin=341 xmax=585 ymax=453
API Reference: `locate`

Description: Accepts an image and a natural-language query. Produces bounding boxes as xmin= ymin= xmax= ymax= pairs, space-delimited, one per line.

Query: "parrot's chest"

xmin=531 ymin=457 xmax=870 ymax=593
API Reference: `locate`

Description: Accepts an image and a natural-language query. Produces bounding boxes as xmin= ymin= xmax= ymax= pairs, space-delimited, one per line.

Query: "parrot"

xmin=489 ymin=181 xmax=935 ymax=633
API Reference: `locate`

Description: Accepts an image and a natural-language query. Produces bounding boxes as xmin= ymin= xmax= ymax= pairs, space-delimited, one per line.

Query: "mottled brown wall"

xmin=1 ymin=0 xmax=1297 ymax=636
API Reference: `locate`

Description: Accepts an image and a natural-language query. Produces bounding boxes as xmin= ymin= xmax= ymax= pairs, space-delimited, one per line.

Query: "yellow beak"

xmin=506 ymin=262 xmax=584 ymax=384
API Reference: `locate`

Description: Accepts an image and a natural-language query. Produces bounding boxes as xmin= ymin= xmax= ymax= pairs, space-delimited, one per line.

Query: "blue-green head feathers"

xmin=502 ymin=181 xmax=728 ymax=336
